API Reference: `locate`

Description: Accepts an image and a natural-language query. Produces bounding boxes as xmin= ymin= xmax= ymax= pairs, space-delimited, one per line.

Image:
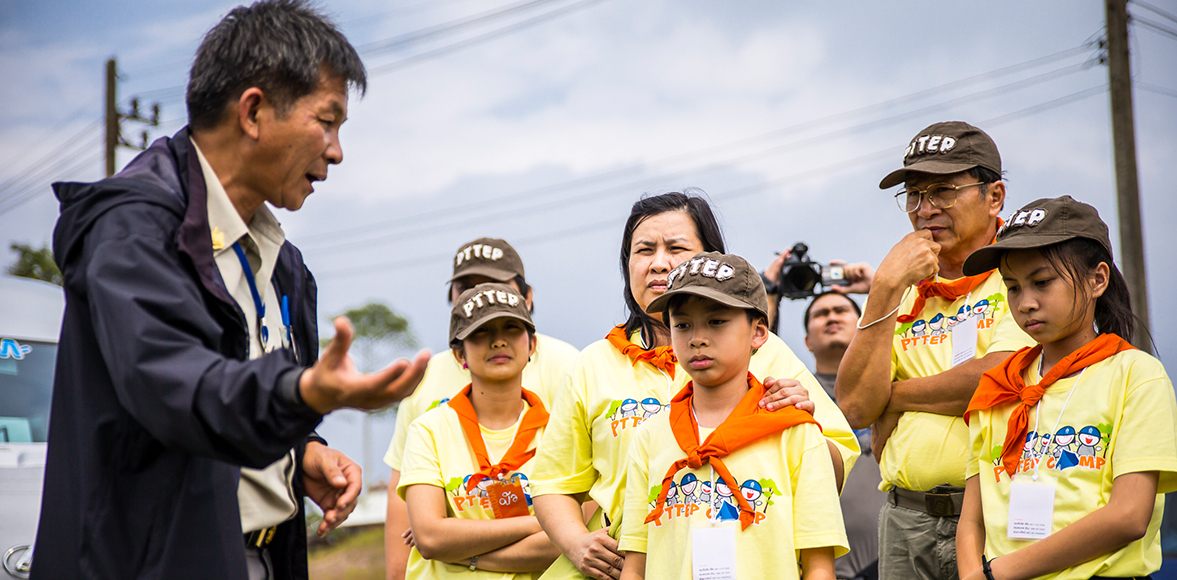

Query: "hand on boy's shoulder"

xmin=759 ymin=377 xmax=815 ymax=414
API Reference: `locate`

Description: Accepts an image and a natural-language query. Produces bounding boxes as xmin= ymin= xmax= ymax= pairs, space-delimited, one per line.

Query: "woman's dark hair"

xmin=187 ymin=0 xmax=367 ymax=130
xmin=1037 ymin=237 xmax=1140 ymax=343
xmin=619 ymin=190 xmax=725 ymax=342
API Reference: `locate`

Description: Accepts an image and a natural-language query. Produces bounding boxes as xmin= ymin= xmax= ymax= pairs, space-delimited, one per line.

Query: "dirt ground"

xmin=308 ymin=526 xmax=386 ymax=580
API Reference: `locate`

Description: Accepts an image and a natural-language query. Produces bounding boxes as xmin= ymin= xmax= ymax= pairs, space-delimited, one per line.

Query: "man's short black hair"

xmin=187 ymin=0 xmax=367 ymax=130
xmin=802 ymin=291 xmax=861 ymax=331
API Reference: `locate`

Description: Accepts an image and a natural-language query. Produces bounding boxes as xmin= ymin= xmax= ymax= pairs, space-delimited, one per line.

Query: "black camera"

xmin=774 ymin=242 xmax=849 ymax=300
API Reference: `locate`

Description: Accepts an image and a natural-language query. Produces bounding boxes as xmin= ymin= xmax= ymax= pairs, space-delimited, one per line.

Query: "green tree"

xmin=7 ymin=242 xmax=61 ymax=286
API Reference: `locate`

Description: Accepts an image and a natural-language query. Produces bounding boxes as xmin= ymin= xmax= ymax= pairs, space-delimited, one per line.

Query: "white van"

xmin=0 ymin=275 xmax=63 ymax=579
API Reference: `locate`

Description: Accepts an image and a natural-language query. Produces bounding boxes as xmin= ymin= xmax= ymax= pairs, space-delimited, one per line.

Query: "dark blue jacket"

xmin=34 ymin=128 xmax=323 ymax=579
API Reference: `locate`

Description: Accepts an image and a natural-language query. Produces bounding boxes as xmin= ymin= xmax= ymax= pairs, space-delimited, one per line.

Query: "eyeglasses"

xmin=894 ymin=181 xmax=986 ymax=213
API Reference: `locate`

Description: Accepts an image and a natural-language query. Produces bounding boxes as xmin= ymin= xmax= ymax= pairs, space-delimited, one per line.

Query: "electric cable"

xmin=298 ymin=42 xmax=1099 ymax=246
xmin=1136 ymin=81 xmax=1177 ymax=98
xmin=0 ymin=151 xmax=103 ymax=215
xmin=317 ymin=84 xmax=1110 ymax=278
xmin=1130 ymin=0 xmax=1177 ymax=26
xmin=1133 ymin=15 xmax=1177 ymax=40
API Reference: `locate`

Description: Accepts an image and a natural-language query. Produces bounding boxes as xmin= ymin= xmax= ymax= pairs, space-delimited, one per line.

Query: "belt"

xmin=244 ymin=526 xmax=278 ymax=549
xmin=888 ymin=486 xmax=964 ymax=517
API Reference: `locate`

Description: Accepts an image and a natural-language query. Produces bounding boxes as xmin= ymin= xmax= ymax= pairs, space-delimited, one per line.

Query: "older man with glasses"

xmin=834 ymin=121 xmax=1034 ymax=580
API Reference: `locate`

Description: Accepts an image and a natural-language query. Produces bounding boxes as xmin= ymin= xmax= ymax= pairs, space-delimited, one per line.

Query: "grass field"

xmin=308 ymin=526 xmax=386 ymax=580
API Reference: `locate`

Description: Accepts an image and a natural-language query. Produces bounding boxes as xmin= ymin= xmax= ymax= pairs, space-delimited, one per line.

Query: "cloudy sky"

xmin=2 ymin=0 xmax=1175 ymax=482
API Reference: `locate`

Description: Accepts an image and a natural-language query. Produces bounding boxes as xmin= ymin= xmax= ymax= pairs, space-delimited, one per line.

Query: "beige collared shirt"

xmin=193 ymin=140 xmax=299 ymax=534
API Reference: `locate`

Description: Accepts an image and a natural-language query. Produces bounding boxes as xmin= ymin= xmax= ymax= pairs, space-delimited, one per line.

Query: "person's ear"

xmin=803 ymin=333 xmax=814 ymax=354
xmin=1090 ymin=262 xmax=1110 ymax=299
xmin=451 ymin=345 xmax=466 ymax=369
xmin=529 ymin=334 xmax=538 ymax=358
xmin=238 ymin=87 xmax=266 ymax=140
xmin=987 ymin=181 xmax=1006 ymax=218
xmin=751 ymin=317 xmax=770 ymax=350
xmin=524 ymin=287 xmax=535 ymax=312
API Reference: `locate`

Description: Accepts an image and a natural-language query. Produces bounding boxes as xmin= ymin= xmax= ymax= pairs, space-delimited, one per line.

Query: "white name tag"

xmin=1007 ymin=480 xmax=1055 ymax=539
xmin=951 ymin=318 xmax=978 ymax=368
xmin=692 ymin=525 xmax=737 ymax=580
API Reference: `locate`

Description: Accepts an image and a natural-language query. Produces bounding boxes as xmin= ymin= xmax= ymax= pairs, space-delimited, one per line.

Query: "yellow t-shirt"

xmin=397 ymin=402 xmax=547 ymax=580
xmin=966 ymin=349 xmax=1177 ymax=579
xmin=385 ymin=333 xmax=579 ymax=471
xmin=618 ymin=410 xmax=849 ymax=580
xmin=529 ymin=329 xmax=859 ymax=535
xmin=880 ymin=272 xmax=1035 ymax=491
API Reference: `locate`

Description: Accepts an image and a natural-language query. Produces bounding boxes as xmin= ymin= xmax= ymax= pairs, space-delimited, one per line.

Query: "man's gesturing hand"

xmin=303 ymin=441 xmax=362 ymax=537
xmin=299 ymin=317 xmax=431 ymax=414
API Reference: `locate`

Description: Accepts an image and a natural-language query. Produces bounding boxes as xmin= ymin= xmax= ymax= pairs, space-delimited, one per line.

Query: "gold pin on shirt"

xmin=211 ymin=227 xmax=225 ymax=250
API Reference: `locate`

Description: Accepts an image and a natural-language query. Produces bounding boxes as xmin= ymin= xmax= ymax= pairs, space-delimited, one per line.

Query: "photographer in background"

xmin=762 ymin=247 xmax=882 ymax=580
xmin=762 ymin=243 xmax=874 ymax=333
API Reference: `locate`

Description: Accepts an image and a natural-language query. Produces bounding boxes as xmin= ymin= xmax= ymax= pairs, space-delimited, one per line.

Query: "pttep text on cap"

xmin=879 ymin=121 xmax=1002 ymax=189
xmin=449 ymin=282 xmax=535 ymax=343
xmin=646 ymin=251 xmax=770 ymax=322
xmin=962 ymin=195 xmax=1113 ymax=276
xmin=449 ymin=237 xmax=525 ymax=284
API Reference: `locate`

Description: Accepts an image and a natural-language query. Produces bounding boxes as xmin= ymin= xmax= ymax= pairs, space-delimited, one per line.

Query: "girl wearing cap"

xmin=529 ymin=191 xmax=860 ymax=580
xmin=398 ymin=283 xmax=560 ymax=579
xmin=956 ymin=196 xmax=1177 ymax=580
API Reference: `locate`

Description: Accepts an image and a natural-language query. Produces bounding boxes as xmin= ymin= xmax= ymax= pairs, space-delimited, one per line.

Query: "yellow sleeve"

xmin=788 ymin=424 xmax=850 ymax=558
xmin=530 ymin=359 xmax=598 ymax=497
xmin=757 ymin=334 xmax=861 ymax=482
xmin=396 ymin=417 xmax=444 ymax=500
xmin=983 ymin=303 xmax=1035 ymax=355
xmin=1109 ymin=355 xmax=1177 ymax=493
xmin=384 ymin=393 xmax=421 ymax=472
xmin=618 ymin=425 xmax=652 ymax=554
xmin=966 ymin=409 xmax=987 ymax=479
xmin=536 ymin=334 xmax=581 ymax=409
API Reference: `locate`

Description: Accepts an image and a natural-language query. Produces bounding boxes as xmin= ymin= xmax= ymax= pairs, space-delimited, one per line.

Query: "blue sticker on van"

xmin=0 ymin=338 xmax=33 ymax=360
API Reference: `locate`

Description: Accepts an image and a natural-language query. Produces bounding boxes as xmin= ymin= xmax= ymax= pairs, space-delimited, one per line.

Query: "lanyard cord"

xmin=1030 ymin=361 xmax=1087 ymax=481
xmin=232 ymin=241 xmax=269 ymax=349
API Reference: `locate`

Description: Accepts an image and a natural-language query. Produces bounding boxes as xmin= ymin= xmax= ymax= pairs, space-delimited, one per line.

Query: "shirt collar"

xmin=190 ymin=138 xmax=285 ymax=260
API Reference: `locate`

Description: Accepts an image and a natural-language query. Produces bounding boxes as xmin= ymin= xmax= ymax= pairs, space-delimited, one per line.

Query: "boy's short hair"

xmin=646 ymin=251 xmax=769 ymax=323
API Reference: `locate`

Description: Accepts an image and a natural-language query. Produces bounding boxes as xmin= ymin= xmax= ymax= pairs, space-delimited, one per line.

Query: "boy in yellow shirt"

xmin=619 ymin=252 xmax=847 ymax=580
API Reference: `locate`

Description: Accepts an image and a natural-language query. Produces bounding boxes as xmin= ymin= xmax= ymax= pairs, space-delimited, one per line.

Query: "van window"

xmin=0 ymin=338 xmax=56 ymax=443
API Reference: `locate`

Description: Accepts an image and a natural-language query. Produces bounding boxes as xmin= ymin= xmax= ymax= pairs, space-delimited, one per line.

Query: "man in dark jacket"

xmin=33 ymin=1 xmax=429 ymax=579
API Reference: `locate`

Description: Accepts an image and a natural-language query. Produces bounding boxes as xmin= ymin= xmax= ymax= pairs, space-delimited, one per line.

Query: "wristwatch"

xmin=468 ymin=555 xmax=478 ymax=571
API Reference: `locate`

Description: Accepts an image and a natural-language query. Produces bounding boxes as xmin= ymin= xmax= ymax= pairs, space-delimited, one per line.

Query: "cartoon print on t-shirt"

xmin=928 ymin=313 xmax=946 ymax=336
xmin=895 ymin=293 xmax=1006 ymax=352
xmin=605 ymin=396 xmax=667 ymax=437
xmin=444 ymin=470 xmax=535 ymax=515
xmin=1076 ymin=426 xmax=1103 ymax=457
xmin=647 ymin=474 xmax=780 ymax=526
xmin=1049 ymin=426 xmax=1080 ymax=470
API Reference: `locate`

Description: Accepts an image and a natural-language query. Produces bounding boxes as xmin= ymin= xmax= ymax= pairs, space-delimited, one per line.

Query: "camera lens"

xmin=781 ymin=264 xmax=819 ymax=296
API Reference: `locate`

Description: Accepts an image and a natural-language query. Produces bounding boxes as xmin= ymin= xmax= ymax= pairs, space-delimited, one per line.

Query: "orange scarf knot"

xmin=606 ymin=325 xmax=677 ymax=379
xmin=446 ymin=384 xmax=550 ymax=494
xmin=965 ymin=333 xmax=1135 ymax=478
xmin=644 ymin=373 xmax=819 ymax=531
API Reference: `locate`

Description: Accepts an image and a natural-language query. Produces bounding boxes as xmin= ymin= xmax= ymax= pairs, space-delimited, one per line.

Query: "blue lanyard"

xmin=232 ymin=241 xmax=269 ymax=347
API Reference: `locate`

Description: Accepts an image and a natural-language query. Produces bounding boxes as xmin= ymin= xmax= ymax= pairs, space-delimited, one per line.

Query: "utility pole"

xmin=104 ymin=58 xmax=162 ymax=177
xmin=1104 ymin=0 xmax=1153 ymax=353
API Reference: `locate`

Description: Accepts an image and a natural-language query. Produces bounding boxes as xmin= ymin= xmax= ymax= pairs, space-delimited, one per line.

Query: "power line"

xmin=1133 ymin=15 xmax=1177 ymax=40
xmin=299 ymin=42 xmax=1097 ymax=246
xmin=319 ymin=84 xmax=1110 ymax=279
xmin=358 ymin=0 xmax=569 ymax=57
xmin=1136 ymin=81 xmax=1177 ymax=98
xmin=1131 ymin=0 xmax=1177 ymax=25
xmin=0 ymin=134 xmax=103 ymax=208
xmin=0 ymin=120 xmax=102 ymax=196
xmin=0 ymin=151 xmax=103 ymax=216
xmin=0 ymin=130 xmax=103 ymax=207
xmin=0 ymin=104 xmax=99 ymax=173
xmin=367 ymin=0 xmax=609 ymax=76
xmin=301 ymin=59 xmax=1097 ymax=254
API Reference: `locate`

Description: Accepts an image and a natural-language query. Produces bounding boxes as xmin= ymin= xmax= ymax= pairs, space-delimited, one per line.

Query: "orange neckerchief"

xmin=896 ymin=217 xmax=1004 ymax=324
xmin=965 ymin=333 xmax=1135 ymax=478
xmin=646 ymin=373 xmax=819 ymax=530
xmin=447 ymin=384 xmax=550 ymax=493
xmin=606 ymin=324 xmax=677 ymax=380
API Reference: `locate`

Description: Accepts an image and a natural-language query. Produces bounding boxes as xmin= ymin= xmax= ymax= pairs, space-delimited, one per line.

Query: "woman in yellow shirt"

xmin=530 ymin=191 xmax=859 ymax=580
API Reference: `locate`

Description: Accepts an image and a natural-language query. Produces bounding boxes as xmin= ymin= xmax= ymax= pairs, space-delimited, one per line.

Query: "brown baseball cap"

xmin=448 ymin=237 xmax=525 ymax=283
xmin=646 ymin=251 xmax=769 ymax=321
xmin=963 ymin=196 xmax=1113 ymax=276
xmin=449 ymin=283 xmax=535 ymax=343
xmin=879 ymin=121 xmax=1002 ymax=189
